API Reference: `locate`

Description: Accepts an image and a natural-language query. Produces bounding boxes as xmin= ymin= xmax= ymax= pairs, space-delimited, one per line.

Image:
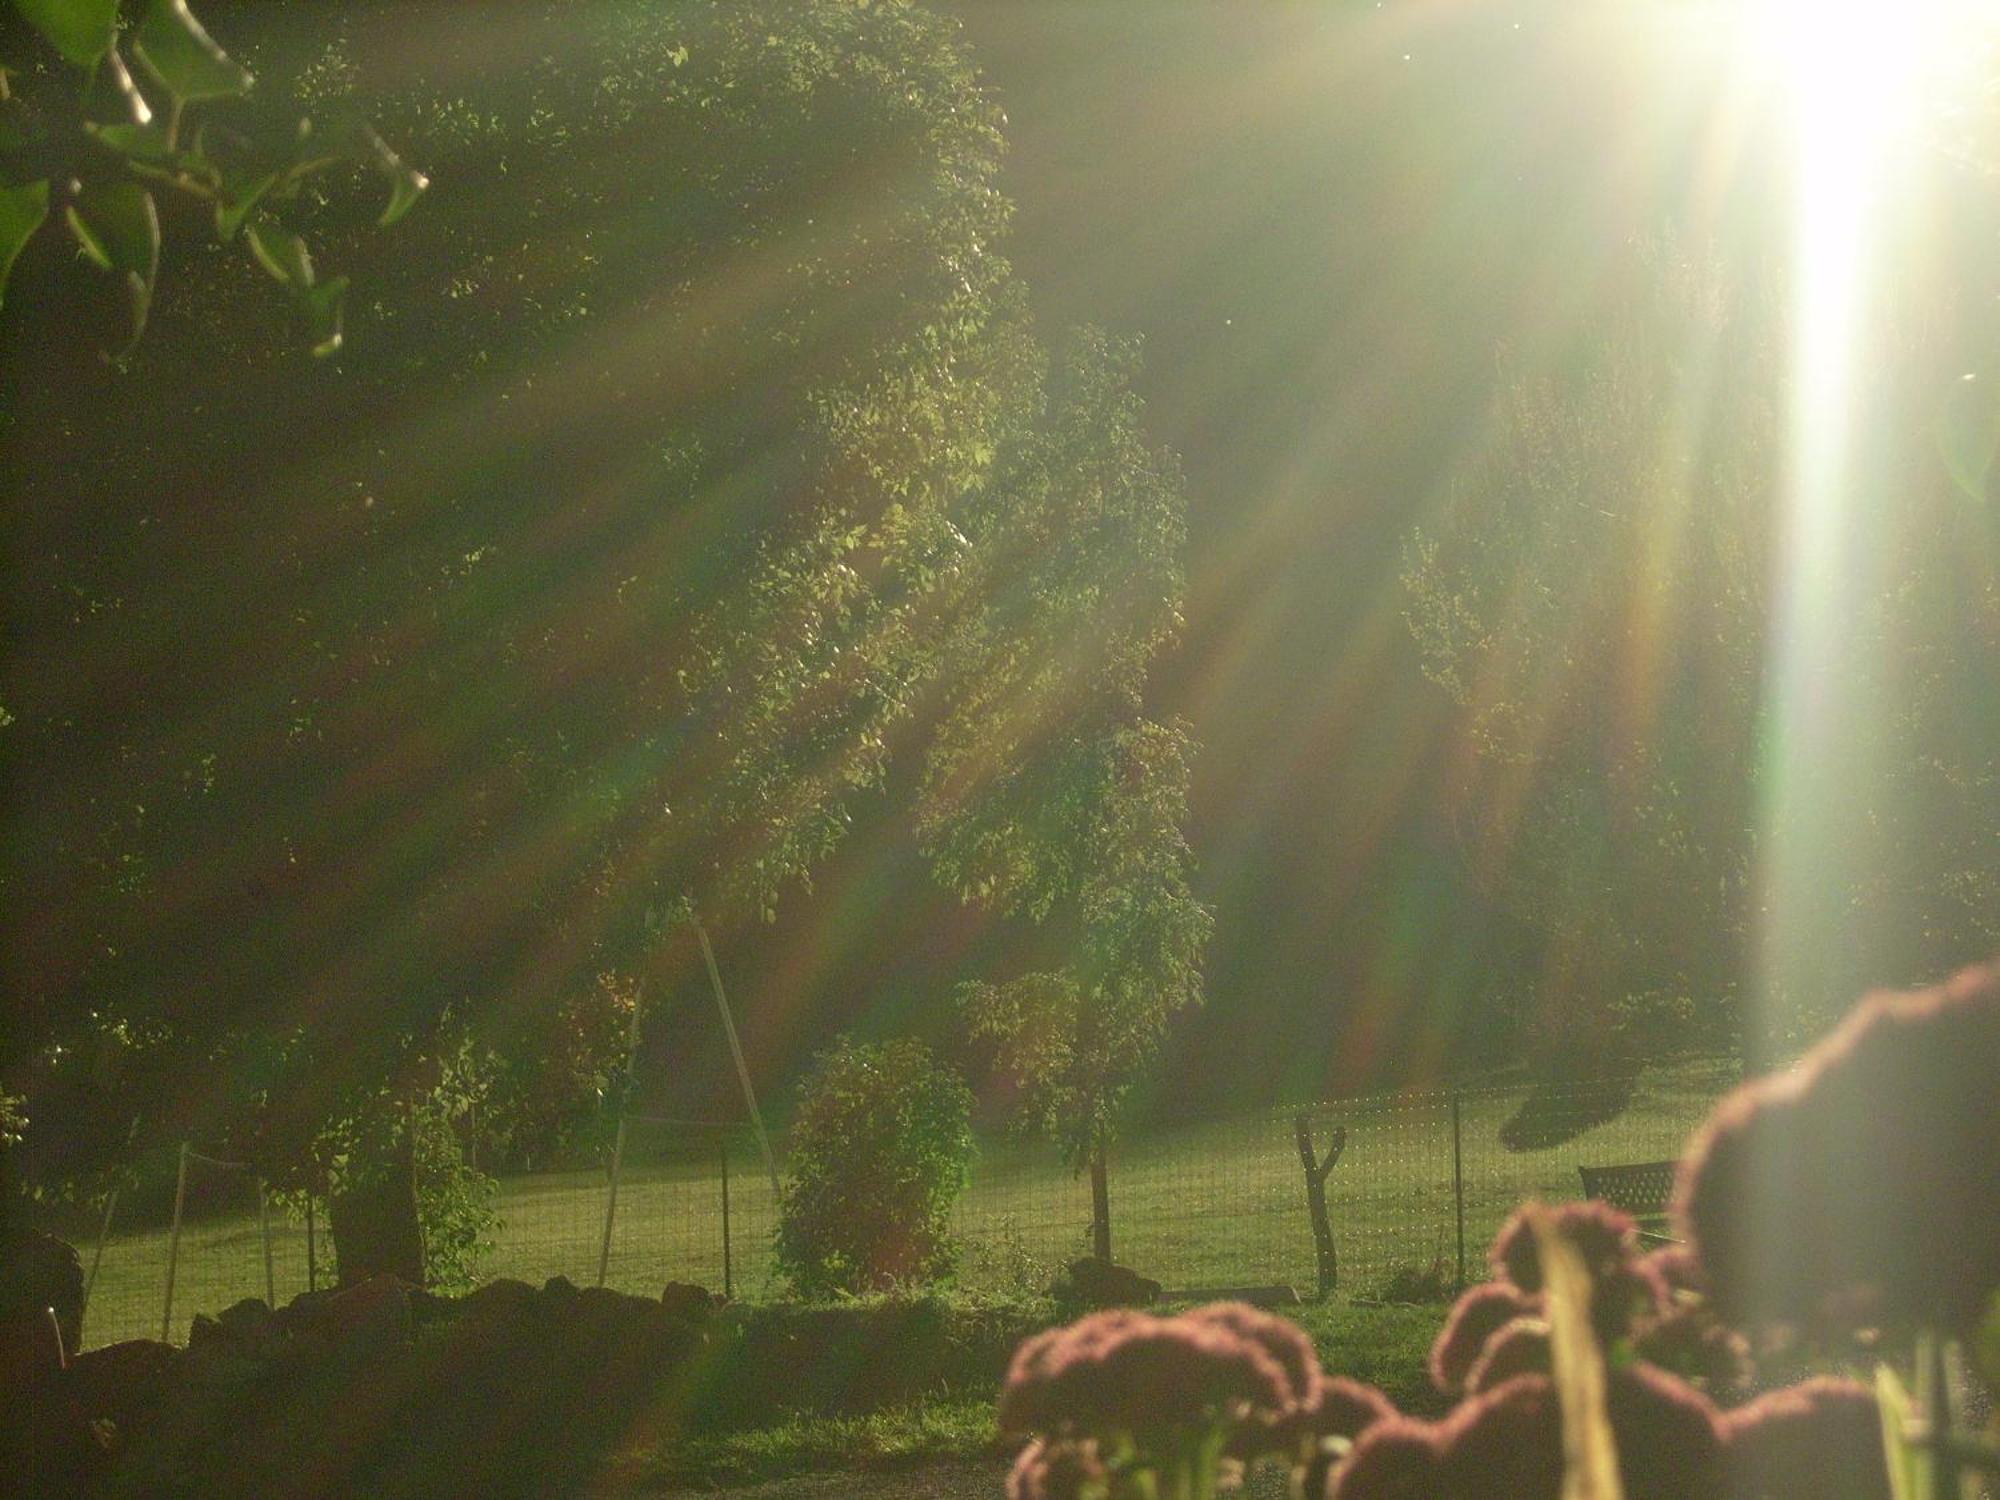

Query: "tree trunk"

xmin=328 ymin=1126 xmax=424 ymax=1287
xmin=1088 ymin=1139 xmax=1112 ymax=1264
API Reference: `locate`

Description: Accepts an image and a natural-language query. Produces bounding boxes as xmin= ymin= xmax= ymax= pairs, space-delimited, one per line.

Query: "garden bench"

xmin=1576 ymin=1161 xmax=1681 ymax=1248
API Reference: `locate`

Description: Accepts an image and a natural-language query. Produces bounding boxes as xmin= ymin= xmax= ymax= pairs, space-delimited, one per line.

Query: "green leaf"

xmin=243 ymin=214 xmax=311 ymax=287
xmin=350 ymin=124 xmax=426 ymax=227
xmin=299 ymin=274 xmax=346 ymax=357
xmin=82 ymin=48 xmax=154 ymax=129
xmin=64 ymin=180 xmax=157 ymax=279
xmin=63 ymin=181 xmax=159 ymax=355
xmin=1938 ymin=373 xmax=2000 ymax=503
xmin=85 ymin=121 xmax=176 ymax=160
xmin=379 ymin=159 xmax=427 ymax=228
xmin=0 ymin=179 xmax=51 ymax=310
xmin=213 ymin=169 xmax=277 ymax=239
xmin=15 ymin=0 xmax=121 ymax=68
xmin=133 ymin=0 xmax=252 ymax=104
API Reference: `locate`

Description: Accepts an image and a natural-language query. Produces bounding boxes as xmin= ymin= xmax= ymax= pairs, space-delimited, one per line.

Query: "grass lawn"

xmin=588 ymin=1297 xmax=1444 ymax=1495
xmin=70 ymin=1054 xmax=1737 ymax=1349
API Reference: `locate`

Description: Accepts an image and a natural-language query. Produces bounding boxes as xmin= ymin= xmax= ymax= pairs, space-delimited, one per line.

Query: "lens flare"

xmin=1749 ymin=0 xmax=1991 ymax=1023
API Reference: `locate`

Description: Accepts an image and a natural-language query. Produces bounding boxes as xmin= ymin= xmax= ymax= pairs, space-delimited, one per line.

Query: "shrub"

xmin=775 ymin=1038 xmax=974 ymax=1296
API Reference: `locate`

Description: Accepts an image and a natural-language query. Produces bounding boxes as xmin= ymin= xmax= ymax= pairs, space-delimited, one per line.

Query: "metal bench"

xmin=1576 ymin=1161 xmax=1681 ymax=1247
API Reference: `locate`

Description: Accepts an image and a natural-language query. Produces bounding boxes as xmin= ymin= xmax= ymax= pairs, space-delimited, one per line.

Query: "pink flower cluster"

xmin=1676 ymin=959 xmax=2000 ymax=1334
xmin=1428 ymin=1280 xmax=1538 ymax=1395
xmin=1335 ymin=1363 xmax=1725 ymax=1500
xmin=1337 ymin=1362 xmax=1884 ymax=1498
xmin=999 ymin=964 xmax=2000 ymax=1498
xmin=1002 ymin=1301 xmax=1402 ymax=1499
xmin=1428 ymin=1207 xmax=1744 ymax=1404
xmin=998 ymin=1304 xmax=1301 ymax=1442
xmin=1489 ymin=1199 xmax=1669 ymax=1340
xmin=1007 ymin=1436 xmax=1108 ymax=1500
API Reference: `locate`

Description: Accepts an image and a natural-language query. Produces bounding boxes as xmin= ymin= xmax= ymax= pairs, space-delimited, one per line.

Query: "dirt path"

xmin=617 ymin=1461 xmax=1007 ymax=1498
xmin=626 ymin=1458 xmax=1300 ymax=1498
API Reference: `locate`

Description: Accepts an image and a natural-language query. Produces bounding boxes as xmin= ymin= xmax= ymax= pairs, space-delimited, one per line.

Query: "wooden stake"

xmin=697 ymin=919 xmax=780 ymax=1202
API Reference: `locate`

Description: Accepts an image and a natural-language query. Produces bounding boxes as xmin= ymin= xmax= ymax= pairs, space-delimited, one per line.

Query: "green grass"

xmin=70 ymin=1055 xmax=1739 ymax=1350
xmin=604 ymin=1396 xmax=1004 ymax=1490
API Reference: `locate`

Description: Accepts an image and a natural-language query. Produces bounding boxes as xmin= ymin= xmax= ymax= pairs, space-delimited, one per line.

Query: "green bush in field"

xmin=776 ymin=1039 xmax=974 ymax=1297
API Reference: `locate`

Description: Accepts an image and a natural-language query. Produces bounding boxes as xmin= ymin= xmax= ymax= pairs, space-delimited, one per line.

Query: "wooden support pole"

xmin=258 ymin=1184 xmax=276 ymax=1308
xmin=719 ymin=1134 xmax=733 ymax=1303
xmin=1294 ymin=1115 xmax=1346 ymax=1298
xmin=1452 ymin=1090 xmax=1467 ymax=1290
xmin=1088 ymin=1130 xmax=1112 ymax=1265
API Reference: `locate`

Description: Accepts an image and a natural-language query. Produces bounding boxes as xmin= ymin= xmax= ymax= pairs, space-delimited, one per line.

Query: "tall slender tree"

xmin=921 ymin=331 xmax=1211 ymax=1262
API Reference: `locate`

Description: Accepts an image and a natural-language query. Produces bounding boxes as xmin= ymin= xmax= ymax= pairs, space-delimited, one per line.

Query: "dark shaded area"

xmin=1496 ymin=1075 xmax=1637 ymax=1152
xmin=63 ymin=1279 xmax=1041 ymax=1498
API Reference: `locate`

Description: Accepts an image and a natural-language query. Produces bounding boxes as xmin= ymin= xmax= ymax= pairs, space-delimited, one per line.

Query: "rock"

xmin=573 ymin=1284 xmax=673 ymax=1344
xmin=280 ymin=1273 xmax=411 ymax=1354
xmin=458 ymin=1277 xmax=537 ymax=1326
xmin=0 ymin=1227 xmax=84 ymax=1357
xmin=186 ymin=1312 xmax=225 ymax=1352
xmin=660 ymin=1281 xmax=722 ymax=1323
xmin=68 ymin=1339 xmax=178 ymax=1430
xmin=0 ymin=1309 xmax=95 ymax=1491
xmin=1052 ymin=1258 xmax=1163 ymax=1310
xmin=407 ymin=1287 xmax=453 ymax=1326
xmin=273 ymin=1287 xmax=336 ymax=1333
xmin=215 ymin=1296 xmax=274 ymax=1342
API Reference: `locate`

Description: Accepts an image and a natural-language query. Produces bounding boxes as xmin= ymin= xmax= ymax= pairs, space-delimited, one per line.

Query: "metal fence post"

xmin=258 ymin=1183 xmax=275 ymax=1308
xmin=1451 ymin=1090 xmax=1467 ymax=1289
xmin=597 ymin=1115 xmax=629 ymax=1290
xmin=719 ymin=1133 xmax=733 ymax=1302
xmin=161 ymin=1142 xmax=190 ymax=1343
xmin=78 ymin=1186 xmax=120 ymax=1352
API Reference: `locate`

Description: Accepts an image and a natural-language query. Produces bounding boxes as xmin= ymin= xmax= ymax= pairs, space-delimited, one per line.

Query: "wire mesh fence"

xmin=60 ymin=1055 xmax=1743 ymax=1349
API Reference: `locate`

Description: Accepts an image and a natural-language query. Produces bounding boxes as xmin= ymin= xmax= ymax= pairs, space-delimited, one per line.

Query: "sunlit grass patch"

xmin=72 ymin=1055 xmax=1737 ymax=1348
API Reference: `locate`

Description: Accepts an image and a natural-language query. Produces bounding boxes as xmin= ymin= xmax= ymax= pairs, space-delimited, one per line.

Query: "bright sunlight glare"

xmin=1748 ymin=0 xmax=1987 ymax=1014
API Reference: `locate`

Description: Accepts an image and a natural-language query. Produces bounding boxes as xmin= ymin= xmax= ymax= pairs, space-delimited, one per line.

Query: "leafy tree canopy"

xmin=4 ymin=1 xmax=1206 ymax=1233
xmin=3 ymin=0 xmax=1020 ymax=1169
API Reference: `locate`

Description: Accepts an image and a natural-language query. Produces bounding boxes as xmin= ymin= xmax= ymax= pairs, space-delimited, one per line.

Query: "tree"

xmin=921 ymin=331 xmax=1211 ymax=1262
xmin=1402 ymin=243 xmax=2000 ymax=1064
xmin=2 ymin=0 xmax=1026 ymax=1281
xmin=4 ymin=2 xmax=1211 ymax=1290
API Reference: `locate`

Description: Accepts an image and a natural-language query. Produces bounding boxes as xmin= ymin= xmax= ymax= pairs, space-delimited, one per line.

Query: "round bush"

xmin=775 ymin=1038 xmax=974 ymax=1296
